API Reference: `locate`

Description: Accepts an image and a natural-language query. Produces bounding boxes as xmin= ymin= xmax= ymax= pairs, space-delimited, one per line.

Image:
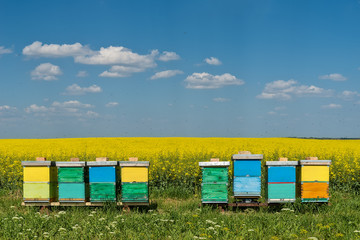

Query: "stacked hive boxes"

xmin=120 ymin=158 xmax=149 ymax=204
xmin=199 ymin=158 xmax=230 ymax=204
xmin=56 ymin=158 xmax=87 ymax=202
xmin=88 ymin=158 xmax=117 ymax=202
xmin=266 ymin=158 xmax=298 ymax=203
xmin=22 ymin=158 xmax=57 ymax=202
xmin=300 ymin=158 xmax=331 ymax=202
xmin=232 ymin=152 xmax=263 ymax=199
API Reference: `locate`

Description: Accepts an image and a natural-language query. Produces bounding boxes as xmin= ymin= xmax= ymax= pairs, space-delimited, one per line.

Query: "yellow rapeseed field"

xmin=0 ymin=137 xmax=359 ymax=188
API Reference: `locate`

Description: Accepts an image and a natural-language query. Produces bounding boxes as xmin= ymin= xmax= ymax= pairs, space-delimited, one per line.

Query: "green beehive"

xmin=199 ymin=159 xmax=230 ymax=204
xmin=56 ymin=159 xmax=88 ymax=202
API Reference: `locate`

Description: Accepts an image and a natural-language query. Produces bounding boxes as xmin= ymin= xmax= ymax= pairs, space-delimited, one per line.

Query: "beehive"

xmin=300 ymin=158 xmax=331 ymax=202
xmin=232 ymin=151 xmax=263 ymax=198
xmin=87 ymin=158 xmax=117 ymax=202
xmin=119 ymin=159 xmax=149 ymax=203
xmin=199 ymin=159 xmax=230 ymax=204
xmin=22 ymin=158 xmax=57 ymax=202
xmin=55 ymin=159 xmax=88 ymax=202
xmin=266 ymin=158 xmax=298 ymax=203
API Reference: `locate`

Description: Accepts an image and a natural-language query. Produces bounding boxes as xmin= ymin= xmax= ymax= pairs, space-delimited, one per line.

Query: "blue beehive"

xmin=266 ymin=158 xmax=298 ymax=203
xmin=232 ymin=151 xmax=263 ymax=198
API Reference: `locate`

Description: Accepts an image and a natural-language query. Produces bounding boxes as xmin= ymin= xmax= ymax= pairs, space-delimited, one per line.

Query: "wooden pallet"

xmin=228 ymin=202 xmax=268 ymax=207
xmin=22 ymin=202 xmax=150 ymax=207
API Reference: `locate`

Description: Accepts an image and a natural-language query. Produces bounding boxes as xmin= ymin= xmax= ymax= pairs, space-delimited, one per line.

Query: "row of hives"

xmin=200 ymin=151 xmax=331 ymax=204
xmin=21 ymin=157 xmax=149 ymax=205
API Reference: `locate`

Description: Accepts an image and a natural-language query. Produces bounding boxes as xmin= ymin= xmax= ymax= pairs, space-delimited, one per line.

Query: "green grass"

xmin=1 ymin=188 xmax=360 ymax=239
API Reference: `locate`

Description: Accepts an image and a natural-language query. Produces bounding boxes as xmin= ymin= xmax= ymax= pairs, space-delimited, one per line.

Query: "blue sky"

xmin=1 ymin=0 xmax=360 ymax=138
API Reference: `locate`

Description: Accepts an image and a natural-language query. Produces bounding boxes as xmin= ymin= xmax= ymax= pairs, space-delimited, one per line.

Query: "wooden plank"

xmin=228 ymin=202 xmax=268 ymax=207
xmin=268 ymin=166 xmax=296 ymax=183
xmin=201 ymin=183 xmax=228 ymax=203
xmin=199 ymin=162 xmax=230 ymax=167
xmin=232 ymin=154 xmax=263 ymax=160
xmin=90 ymin=183 xmax=116 ymax=202
xmin=266 ymin=161 xmax=298 ymax=166
xmin=59 ymin=183 xmax=86 ymax=200
xmin=301 ymin=182 xmax=329 ymax=199
xmin=268 ymin=183 xmax=296 ymax=200
xmin=23 ymin=182 xmax=57 ymax=200
xmin=21 ymin=161 xmax=53 ymax=166
xmin=202 ymin=167 xmax=228 ymax=183
xmin=301 ymin=166 xmax=329 ymax=182
xmin=58 ymin=167 xmax=84 ymax=182
xmin=234 ymin=160 xmax=261 ymax=177
xmin=121 ymin=167 xmax=148 ymax=182
xmin=121 ymin=182 xmax=148 ymax=202
xmin=55 ymin=162 xmax=86 ymax=167
xmin=119 ymin=161 xmax=149 ymax=167
xmin=300 ymin=160 xmax=331 ymax=166
xmin=89 ymin=166 xmax=116 ymax=182
xmin=233 ymin=177 xmax=261 ymax=197
xmin=24 ymin=167 xmax=51 ymax=182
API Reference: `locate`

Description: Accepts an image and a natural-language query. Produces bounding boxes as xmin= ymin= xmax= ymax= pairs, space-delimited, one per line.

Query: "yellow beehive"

xmin=22 ymin=158 xmax=57 ymax=202
xmin=121 ymin=167 xmax=148 ymax=182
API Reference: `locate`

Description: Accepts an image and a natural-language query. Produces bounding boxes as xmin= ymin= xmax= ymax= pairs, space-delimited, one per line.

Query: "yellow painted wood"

xmin=301 ymin=166 xmax=329 ymax=182
xmin=23 ymin=183 xmax=51 ymax=199
xmin=24 ymin=167 xmax=51 ymax=182
xmin=121 ymin=167 xmax=148 ymax=182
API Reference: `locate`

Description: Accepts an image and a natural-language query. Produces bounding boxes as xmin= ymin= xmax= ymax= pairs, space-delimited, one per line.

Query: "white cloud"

xmin=64 ymin=84 xmax=102 ymax=95
xmin=86 ymin=111 xmax=99 ymax=118
xmin=158 ymin=51 xmax=180 ymax=61
xmin=0 ymin=46 xmax=12 ymax=55
xmin=213 ymin=97 xmax=229 ymax=102
xmin=25 ymin=100 xmax=97 ymax=118
xmin=25 ymin=104 xmax=51 ymax=113
xmin=319 ymin=73 xmax=347 ymax=81
xmin=106 ymin=102 xmax=119 ymax=107
xmin=75 ymin=46 xmax=158 ymax=67
xmin=76 ymin=71 xmax=88 ymax=77
xmin=150 ymin=70 xmax=183 ymax=80
xmin=0 ymin=105 xmax=16 ymax=111
xmin=339 ymin=90 xmax=360 ymax=100
xmin=99 ymin=65 xmax=146 ymax=78
xmin=322 ymin=103 xmax=342 ymax=109
xmin=204 ymin=57 xmax=222 ymax=66
xmin=31 ymin=63 xmax=62 ymax=81
xmin=52 ymin=100 xmax=93 ymax=109
xmin=268 ymin=111 xmax=276 ymax=115
xmin=185 ymin=72 xmax=244 ymax=89
xmin=23 ymin=41 xmax=91 ymax=57
xmin=257 ymin=79 xmax=333 ymax=100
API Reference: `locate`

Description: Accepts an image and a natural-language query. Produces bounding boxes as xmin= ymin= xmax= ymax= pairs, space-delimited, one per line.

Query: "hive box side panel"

xmin=59 ymin=183 xmax=86 ymax=201
xmin=58 ymin=167 xmax=84 ymax=183
xmin=268 ymin=183 xmax=296 ymax=200
xmin=202 ymin=167 xmax=228 ymax=183
xmin=89 ymin=166 xmax=116 ymax=183
xmin=301 ymin=166 xmax=329 ymax=182
xmin=201 ymin=183 xmax=228 ymax=202
xmin=24 ymin=167 xmax=50 ymax=182
xmin=268 ymin=166 xmax=296 ymax=183
xmin=233 ymin=177 xmax=261 ymax=196
xmin=23 ymin=183 xmax=51 ymax=199
xmin=301 ymin=182 xmax=329 ymax=199
xmin=90 ymin=183 xmax=116 ymax=202
xmin=121 ymin=183 xmax=149 ymax=202
xmin=121 ymin=167 xmax=148 ymax=182
xmin=234 ymin=160 xmax=261 ymax=177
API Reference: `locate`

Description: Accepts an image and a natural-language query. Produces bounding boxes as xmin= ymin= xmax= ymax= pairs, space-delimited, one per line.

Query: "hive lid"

xmin=119 ymin=161 xmax=149 ymax=167
xmin=55 ymin=161 xmax=86 ymax=167
xmin=199 ymin=161 xmax=230 ymax=167
xmin=299 ymin=160 xmax=331 ymax=166
xmin=21 ymin=161 xmax=54 ymax=166
xmin=232 ymin=154 xmax=263 ymax=160
xmin=266 ymin=161 xmax=298 ymax=166
xmin=86 ymin=161 xmax=118 ymax=166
